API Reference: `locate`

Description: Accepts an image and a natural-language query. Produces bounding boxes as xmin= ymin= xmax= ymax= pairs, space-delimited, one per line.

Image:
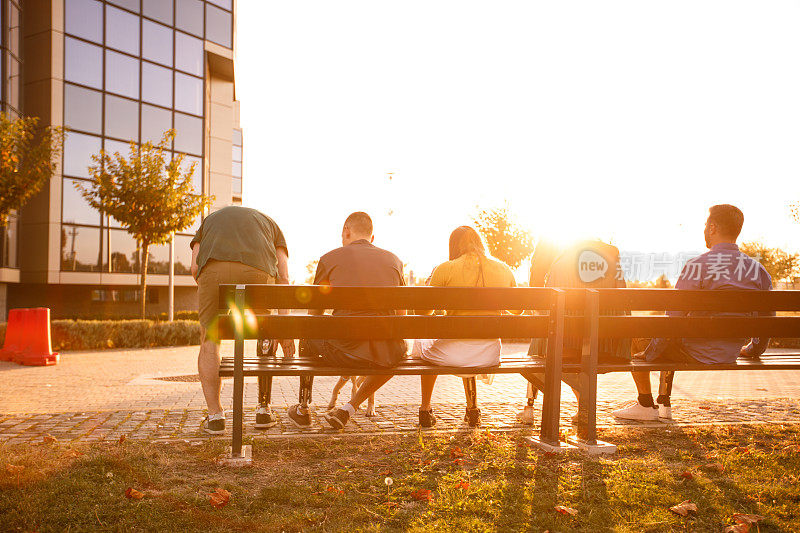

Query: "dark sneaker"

xmin=464 ymin=408 xmax=481 ymax=427
xmin=254 ymin=406 xmax=278 ymax=429
xmin=419 ymin=408 xmax=437 ymax=428
xmin=202 ymin=416 xmax=225 ymax=435
xmin=322 ymin=408 xmax=350 ymax=430
xmin=287 ymin=404 xmax=312 ymax=429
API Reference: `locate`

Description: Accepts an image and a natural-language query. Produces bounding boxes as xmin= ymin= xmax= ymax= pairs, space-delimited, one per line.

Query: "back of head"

xmin=708 ymin=204 xmax=744 ymax=240
xmin=344 ymin=211 xmax=373 ymax=239
xmin=448 ymin=226 xmax=486 ymax=260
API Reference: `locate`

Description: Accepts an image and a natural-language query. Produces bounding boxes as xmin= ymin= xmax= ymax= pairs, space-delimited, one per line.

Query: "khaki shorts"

xmin=197 ymin=260 xmax=275 ymax=341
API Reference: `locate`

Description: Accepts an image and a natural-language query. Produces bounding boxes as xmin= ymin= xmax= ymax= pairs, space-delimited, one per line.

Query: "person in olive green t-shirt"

xmin=189 ymin=206 xmax=295 ymax=435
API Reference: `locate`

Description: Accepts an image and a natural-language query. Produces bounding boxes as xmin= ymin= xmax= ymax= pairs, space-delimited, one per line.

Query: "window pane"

xmin=232 ymin=128 xmax=242 ymax=145
xmin=141 ymin=104 xmax=172 ymax=145
xmin=232 ymin=161 xmax=241 ymax=178
xmin=104 ymin=138 xmax=135 ymax=158
xmin=205 ymin=4 xmax=232 ymax=48
xmin=105 ymin=94 xmax=139 ymax=141
xmin=232 ymin=145 xmax=241 ymax=161
xmin=180 ymin=154 xmax=202 ymax=193
xmin=1 ymin=215 xmax=19 ymax=268
xmin=105 ymin=5 xmax=140 ymax=56
xmin=232 ymin=177 xmax=241 ymax=195
xmin=63 ymin=132 xmax=101 ymax=178
xmin=174 ymin=73 xmax=202 ymax=115
xmin=65 ymin=0 xmax=103 ymax=42
xmin=174 ymin=235 xmax=192 ymax=275
xmin=147 ymin=243 xmax=169 ymax=274
xmin=207 ymin=0 xmax=231 ymax=10
xmin=64 ymin=84 xmax=102 ymax=134
xmin=107 ymin=229 xmax=139 ymax=273
xmin=173 ymin=112 xmax=202 ymax=155
xmin=108 ymin=0 xmax=140 ymax=13
xmin=175 ymin=0 xmax=203 ymax=37
xmin=61 ymin=225 xmax=101 ymax=272
xmin=142 ymin=20 xmax=173 ymax=67
xmin=62 ymin=179 xmax=101 ymax=226
xmin=65 ymin=38 xmax=103 ymax=89
xmin=142 ymin=0 xmax=173 ymax=25
xmin=175 ymin=32 xmax=203 ymax=76
xmin=142 ymin=62 xmax=173 ymax=108
xmin=105 ymin=50 xmax=140 ymax=99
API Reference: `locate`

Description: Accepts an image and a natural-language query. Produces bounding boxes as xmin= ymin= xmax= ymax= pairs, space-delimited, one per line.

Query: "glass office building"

xmin=6 ymin=0 xmax=242 ymax=318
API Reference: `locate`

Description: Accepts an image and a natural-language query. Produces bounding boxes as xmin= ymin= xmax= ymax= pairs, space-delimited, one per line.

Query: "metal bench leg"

xmin=463 ymin=377 xmax=478 ymax=409
xmin=222 ymin=285 xmax=252 ymax=466
xmin=540 ymin=289 xmax=565 ymax=446
xmin=299 ymin=375 xmax=314 ymax=408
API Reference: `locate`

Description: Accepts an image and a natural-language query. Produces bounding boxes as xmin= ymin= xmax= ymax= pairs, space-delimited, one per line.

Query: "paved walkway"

xmin=1 ymin=343 xmax=799 ymax=444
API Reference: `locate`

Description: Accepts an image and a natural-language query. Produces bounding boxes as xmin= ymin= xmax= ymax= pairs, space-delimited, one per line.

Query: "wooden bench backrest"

xmin=216 ymin=285 xmax=800 ymax=340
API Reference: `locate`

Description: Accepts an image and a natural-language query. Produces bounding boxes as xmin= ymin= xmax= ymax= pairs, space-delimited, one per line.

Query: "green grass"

xmin=1 ymin=425 xmax=799 ymax=532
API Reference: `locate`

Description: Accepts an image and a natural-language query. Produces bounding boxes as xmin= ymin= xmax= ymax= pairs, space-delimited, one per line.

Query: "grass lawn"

xmin=1 ymin=424 xmax=799 ymax=532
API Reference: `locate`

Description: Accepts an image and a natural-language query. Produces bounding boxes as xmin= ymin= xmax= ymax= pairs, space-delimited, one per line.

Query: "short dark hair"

xmin=708 ymin=204 xmax=744 ymax=239
xmin=344 ymin=211 xmax=373 ymax=236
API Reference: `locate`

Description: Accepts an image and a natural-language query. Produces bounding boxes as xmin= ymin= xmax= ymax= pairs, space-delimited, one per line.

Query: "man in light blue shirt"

xmin=613 ymin=204 xmax=772 ymax=422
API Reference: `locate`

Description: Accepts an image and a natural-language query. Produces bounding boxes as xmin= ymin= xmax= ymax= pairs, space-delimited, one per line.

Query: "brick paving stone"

xmin=1 ymin=343 xmax=800 ymax=443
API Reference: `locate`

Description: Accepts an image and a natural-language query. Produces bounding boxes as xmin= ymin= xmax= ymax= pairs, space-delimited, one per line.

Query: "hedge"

xmin=0 ymin=320 xmax=202 ymax=351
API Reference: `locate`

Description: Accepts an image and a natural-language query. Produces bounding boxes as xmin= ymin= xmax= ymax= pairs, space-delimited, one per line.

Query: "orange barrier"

xmin=0 ymin=308 xmax=24 ymax=362
xmin=2 ymin=308 xmax=59 ymax=366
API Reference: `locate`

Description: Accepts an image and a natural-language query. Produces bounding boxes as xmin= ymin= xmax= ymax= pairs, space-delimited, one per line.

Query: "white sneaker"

xmin=612 ymin=402 xmax=658 ymax=421
xmin=658 ymin=405 xmax=673 ymax=420
xmin=516 ymin=406 xmax=536 ymax=425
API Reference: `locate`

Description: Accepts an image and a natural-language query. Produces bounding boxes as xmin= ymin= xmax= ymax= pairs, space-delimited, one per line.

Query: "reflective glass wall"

xmin=1 ymin=0 xmax=21 ymax=269
xmin=61 ymin=0 xmax=233 ymax=274
xmin=232 ymin=127 xmax=242 ymax=200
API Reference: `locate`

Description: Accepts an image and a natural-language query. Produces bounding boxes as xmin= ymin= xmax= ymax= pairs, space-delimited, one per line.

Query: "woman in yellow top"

xmin=413 ymin=226 xmax=517 ymax=428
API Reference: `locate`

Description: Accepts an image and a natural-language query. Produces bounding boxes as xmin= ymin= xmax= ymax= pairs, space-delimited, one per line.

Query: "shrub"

xmin=48 ymin=320 xmax=202 ymax=351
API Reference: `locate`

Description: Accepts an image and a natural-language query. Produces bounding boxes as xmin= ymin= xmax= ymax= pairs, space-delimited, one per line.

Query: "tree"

xmin=472 ymin=205 xmax=534 ymax=269
xmin=77 ymin=130 xmax=212 ymax=318
xmin=304 ymin=259 xmax=319 ymax=284
xmin=0 ymin=113 xmax=63 ymax=226
xmin=739 ymin=241 xmax=800 ymax=282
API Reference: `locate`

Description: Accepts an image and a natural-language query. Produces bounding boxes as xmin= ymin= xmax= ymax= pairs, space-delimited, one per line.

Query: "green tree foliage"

xmin=0 ymin=113 xmax=63 ymax=226
xmin=77 ymin=130 xmax=212 ymax=318
xmin=739 ymin=241 xmax=799 ymax=282
xmin=472 ymin=205 xmax=534 ymax=269
xmin=304 ymin=259 xmax=319 ymax=284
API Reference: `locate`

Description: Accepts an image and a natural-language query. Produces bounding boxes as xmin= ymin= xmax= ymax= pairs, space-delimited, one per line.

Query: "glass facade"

xmin=1 ymin=0 xmax=21 ymax=269
xmin=60 ymin=0 xmax=233 ymax=274
xmin=232 ymin=127 xmax=242 ymax=197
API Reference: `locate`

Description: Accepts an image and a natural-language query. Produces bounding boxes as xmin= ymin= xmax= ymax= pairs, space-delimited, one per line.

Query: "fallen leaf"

xmin=702 ymin=462 xmax=725 ymax=473
xmin=679 ymin=471 xmax=694 ymax=480
xmin=380 ymin=469 xmax=392 ymax=476
xmin=732 ymin=513 xmax=764 ymax=529
xmin=554 ymin=505 xmax=578 ymax=516
xmin=209 ymin=488 xmax=231 ymax=509
xmin=723 ymin=525 xmax=748 ymax=533
xmin=410 ymin=489 xmax=433 ymax=501
xmin=450 ymin=447 xmax=464 ymax=458
xmin=125 ymin=488 xmax=144 ymax=500
xmin=456 ymin=480 xmax=470 ymax=490
xmin=383 ymin=449 xmax=393 ymax=455
xmin=118 ymin=435 xmax=127 ymax=445
xmin=325 ymin=486 xmax=344 ymax=495
xmin=5 ymin=464 xmax=24 ymax=475
xmin=669 ymin=500 xmax=697 ymax=517
xmin=42 ymin=434 xmax=57 ymax=444
xmin=735 ymin=446 xmax=750 ymax=454
xmin=699 ymin=405 xmax=711 ymax=410
xmin=452 ymin=458 xmax=463 ymax=465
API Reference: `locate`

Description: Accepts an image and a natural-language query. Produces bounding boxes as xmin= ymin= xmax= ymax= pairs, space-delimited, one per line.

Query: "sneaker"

xmin=322 ymin=408 xmax=350 ymax=430
xmin=419 ymin=408 xmax=436 ymax=428
xmin=254 ymin=406 xmax=278 ymax=429
xmin=516 ymin=406 xmax=536 ymax=425
xmin=201 ymin=415 xmax=225 ymax=435
xmin=658 ymin=404 xmax=673 ymax=420
xmin=464 ymin=407 xmax=481 ymax=427
xmin=611 ymin=401 xmax=658 ymax=421
xmin=287 ymin=404 xmax=312 ymax=429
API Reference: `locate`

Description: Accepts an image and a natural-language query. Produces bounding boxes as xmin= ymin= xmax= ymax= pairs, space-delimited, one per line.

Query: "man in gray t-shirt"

xmin=286 ymin=212 xmax=407 ymax=430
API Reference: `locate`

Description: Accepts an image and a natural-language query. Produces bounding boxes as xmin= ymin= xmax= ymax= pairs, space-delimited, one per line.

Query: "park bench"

xmin=217 ymin=285 xmax=800 ymax=461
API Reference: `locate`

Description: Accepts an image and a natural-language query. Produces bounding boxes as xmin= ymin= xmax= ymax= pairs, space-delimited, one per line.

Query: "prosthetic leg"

xmin=257 ymin=339 xmax=277 ymax=409
xmin=517 ymin=382 xmax=539 ymax=425
xmin=463 ymin=377 xmax=481 ymax=427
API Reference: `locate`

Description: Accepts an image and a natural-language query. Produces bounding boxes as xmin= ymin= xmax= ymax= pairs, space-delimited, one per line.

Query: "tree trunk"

xmin=140 ymin=241 xmax=149 ymax=319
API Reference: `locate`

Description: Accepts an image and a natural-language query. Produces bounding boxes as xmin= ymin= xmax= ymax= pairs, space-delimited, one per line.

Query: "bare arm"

xmin=190 ymin=243 xmax=200 ymax=281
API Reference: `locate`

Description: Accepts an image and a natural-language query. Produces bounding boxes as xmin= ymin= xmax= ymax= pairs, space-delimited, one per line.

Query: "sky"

xmin=234 ymin=1 xmax=800 ymax=283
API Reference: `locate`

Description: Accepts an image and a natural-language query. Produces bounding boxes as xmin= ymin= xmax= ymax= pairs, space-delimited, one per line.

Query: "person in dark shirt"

xmin=190 ymin=206 xmax=295 ymax=435
xmin=286 ymin=212 xmax=407 ymax=430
